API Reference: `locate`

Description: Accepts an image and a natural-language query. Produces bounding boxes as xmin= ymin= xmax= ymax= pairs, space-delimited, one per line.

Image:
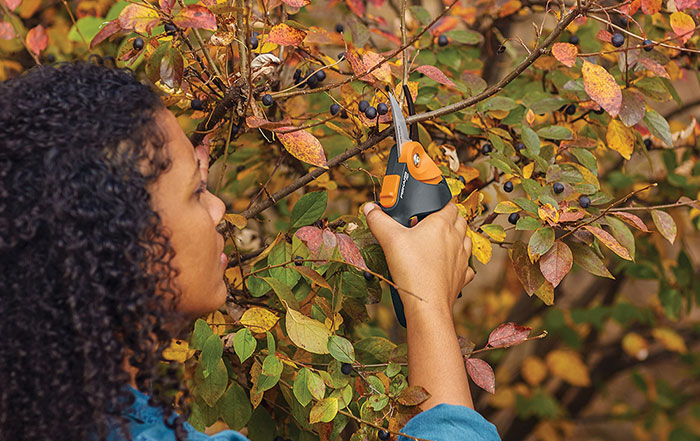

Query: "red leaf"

xmin=613 ymin=212 xmax=651 ymax=232
xmin=414 ymin=65 xmax=456 ymax=89
xmin=670 ymin=12 xmax=695 ymax=44
xmin=487 ymin=322 xmax=532 ymax=348
xmin=344 ymin=50 xmax=373 ymax=82
xmin=173 ymin=5 xmax=217 ymax=31
xmin=539 ymin=241 xmax=573 ymax=288
xmin=281 ymin=0 xmax=310 ymax=6
xmin=118 ymin=4 xmax=159 ymax=34
xmin=246 ymin=115 xmax=292 ymax=129
xmin=90 ymin=19 xmax=122 ymax=49
xmin=641 ymin=0 xmax=661 ymax=14
xmin=295 ymin=226 xmax=323 ymax=255
xmin=266 ymin=23 xmax=306 ymax=46
xmin=336 ymin=233 xmax=369 ymax=271
xmin=465 ymin=358 xmax=495 ymax=394
xmin=1 ymin=0 xmax=21 ymax=11
xmin=276 ymin=127 xmax=328 ymax=168
xmin=596 ymin=29 xmax=612 ymax=43
xmin=676 ymin=0 xmax=699 ymax=9
xmin=345 ymin=0 xmax=365 ymax=16
xmin=26 ymin=25 xmax=47 ymax=55
xmin=636 ymin=58 xmax=669 ymax=79
xmin=159 ymin=0 xmax=175 ymax=14
xmin=0 ymin=21 xmax=15 ymax=40
xmin=551 ymin=42 xmax=578 ymax=67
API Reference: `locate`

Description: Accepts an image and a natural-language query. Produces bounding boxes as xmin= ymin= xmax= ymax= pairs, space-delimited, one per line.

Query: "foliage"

xmin=2 ymin=0 xmax=700 ymax=439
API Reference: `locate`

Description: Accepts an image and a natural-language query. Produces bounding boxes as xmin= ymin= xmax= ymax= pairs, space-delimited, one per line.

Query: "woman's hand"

xmin=362 ymin=202 xmax=475 ymax=315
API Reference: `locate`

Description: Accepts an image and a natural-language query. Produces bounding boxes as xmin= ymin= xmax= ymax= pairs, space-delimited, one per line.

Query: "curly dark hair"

xmin=0 ymin=58 xmax=193 ymax=441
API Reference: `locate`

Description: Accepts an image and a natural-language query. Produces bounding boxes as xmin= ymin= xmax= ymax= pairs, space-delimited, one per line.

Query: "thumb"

xmin=363 ymin=202 xmax=401 ymax=246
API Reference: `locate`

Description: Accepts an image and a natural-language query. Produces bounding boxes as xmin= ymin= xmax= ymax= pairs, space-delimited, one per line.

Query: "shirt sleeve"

xmin=397 ymin=404 xmax=501 ymax=441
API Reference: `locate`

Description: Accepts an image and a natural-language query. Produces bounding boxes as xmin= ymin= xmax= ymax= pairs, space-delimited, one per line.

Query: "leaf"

xmin=414 ymin=65 xmax=456 ymax=88
xmin=294 ymin=368 xmax=313 ymax=406
xmin=396 ymin=386 xmax=431 ymax=406
xmin=670 ymin=12 xmax=695 ymax=44
xmin=118 ymin=4 xmax=159 ymax=33
xmin=355 ymin=337 xmax=396 ymax=363
xmin=539 ymin=241 xmax=573 ymax=288
xmin=295 ymin=226 xmax=323 ymax=256
xmin=636 ymin=58 xmax=669 ymax=79
xmin=534 ymin=280 xmax=554 ymax=305
xmin=581 ymin=60 xmax=622 ymax=118
xmin=528 ymin=227 xmax=555 ymax=261
xmin=467 ymin=226 xmax=492 ymax=264
xmin=191 ymin=318 xmax=213 ymax=350
xmin=162 ymin=339 xmax=195 ymax=363
xmin=619 ymin=90 xmax=645 ymax=127
xmin=281 ymin=0 xmax=310 ymax=6
xmin=201 ymin=333 xmax=223 ymax=377
xmin=336 ymin=233 xmax=369 ymax=271
xmin=233 ymin=328 xmax=256 ymax=363
xmin=641 ymin=0 xmax=661 ymax=14
xmin=292 ymin=266 xmax=331 ymax=289
xmin=363 ymin=51 xmax=391 ymax=83
xmin=173 ymin=5 xmax=217 ymax=31
xmin=604 ymin=215 xmax=635 ymax=261
xmin=546 ymin=350 xmax=590 ymax=387
xmin=522 ymin=356 xmax=548 ymax=386
xmin=285 ymin=307 xmax=331 ymax=354
xmin=567 ymin=241 xmax=615 ymax=279
xmin=521 ymin=126 xmax=540 ymax=156
xmin=159 ymin=0 xmax=175 ymax=14
xmin=509 ymin=240 xmax=545 ymax=295
xmin=0 ymin=21 xmax=14 ymax=40
xmin=551 ymin=42 xmax=577 ymax=67
xmin=643 ymin=109 xmax=673 ymax=148
xmin=277 ymin=128 xmax=328 ymax=168
xmin=240 ymin=307 xmax=279 ymax=334
xmin=327 ymin=335 xmax=355 ymax=364
xmin=262 ymin=354 xmax=283 ymax=377
xmin=219 ymin=382 xmax=253 ymax=431
xmin=621 ymin=333 xmax=649 ymax=360
xmin=583 ymin=226 xmax=632 ymax=260
xmin=651 ymin=210 xmax=676 ymax=244
xmin=267 ymin=23 xmax=306 ymax=46
xmin=494 ymin=200 xmax=521 ymax=214
xmin=307 ymin=370 xmax=326 ymax=400
xmin=290 ymin=191 xmax=327 ymax=229
xmin=465 ymin=358 xmax=495 ymax=394
xmin=159 ymin=47 xmax=184 ymax=89
xmin=651 ymin=327 xmax=687 ymax=354
xmin=261 ymin=277 xmax=300 ymax=311
xmin=310 ymin=398 xmax=338 ymax=424
xmin=606 ymin=119 xmax=635 ymax=160
xmin=196 ymin=358 xmax=228 ymax=406
xmin=613 ymin=212 xmax=650 ymax=232
xmin=345 ymin=0 xmax=365 ymax=16
xmin=2 ymin=0 xmax=20 ymax=11
xmin=444 ymin=29 xmax=483 ymax=45
xmin=481 ymin=224 xmax=506 ymax=242
xmin=25 ymin=25 xmax=47 ymax=55
xmin=487 ymin=322 xmax=532 ymax=348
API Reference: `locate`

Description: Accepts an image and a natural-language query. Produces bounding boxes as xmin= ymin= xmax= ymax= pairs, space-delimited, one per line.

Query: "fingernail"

xmin=363 ymin=202 xmax=377 ymax=217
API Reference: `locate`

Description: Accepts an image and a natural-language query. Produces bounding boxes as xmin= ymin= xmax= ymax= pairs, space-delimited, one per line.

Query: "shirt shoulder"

xmin=397 ymin=403 xmax=501 ymax=441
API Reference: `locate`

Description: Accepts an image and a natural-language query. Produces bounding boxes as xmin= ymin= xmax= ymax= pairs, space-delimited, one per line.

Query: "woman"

xmin=0 ymin=59 xmax=500 ymax=441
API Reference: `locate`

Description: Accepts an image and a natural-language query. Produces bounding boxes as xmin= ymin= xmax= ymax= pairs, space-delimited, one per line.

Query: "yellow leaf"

xmin=523 ymin=162 xmax=534 ymax=179
xmin=118 ymin=4 xmax=159 ymax=33
xmin=546 ymin=350 xmax=591 ymax=386
xmin=446 ymin=177 xmax=465 ymax=197
xmin=581 ymin=60 xmax=622 ymax=118
xmin=225 ymin=213 xmax=247 ymax=229
xmin=206 ymin=310 xmax=230 ymax=335
xmin=481 ymin=224 xmax=506 ymax=242
xmin=651 ymin=327 xmax=687 ymax=354
xmin=494 ymin=200 xmax=520 ymax=213
xmin=526 ymin=109 xmax=535 ymax=125
xmin=622 ymin=332 xmax=649 ymax=360
xmin=538 ymin=203 xmax=560 ymax=224
xmin=324 ymin=313 xmax=343 ymax=332
xmin=162 ymin=339 xmax=195 ymax=363
xmin=267 ymin=23 xmax=306 ymax=46
xmin=276 ymin=128 xmax=328 ymax=168
xmin=670 ymin=12 xmax=695 ymax=44
xmin=551 ymin=42 xmax=578 ymax=67
xmin=240 ymin=307 xmax=280 ymax=334
xmin=606 ymin=119 xmax=634 ymax=159
xmin=522 ymin=356 xmax=548 ymax=385
xmin=467 ymin=226 xmax=492 ymax=264
xmin=226 ymin=266 xmax=243 ymax=289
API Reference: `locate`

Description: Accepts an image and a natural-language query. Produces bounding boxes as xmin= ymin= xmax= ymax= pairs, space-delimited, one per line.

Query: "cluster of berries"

xmin=358 ymin=100 xmax=389 ymax=119
xmin=293 ymin=68 xmax=327 ymax=89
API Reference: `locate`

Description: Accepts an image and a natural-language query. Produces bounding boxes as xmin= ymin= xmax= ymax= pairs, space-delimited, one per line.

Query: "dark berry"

xmin=458 ymin=175 xmax=466 ymax=185
xmin=314 ymin=70 xmax=326 ymax=82
xmin=252 ymin=31 xmax=260 ymax=38
xmin=503 ymin=181 xmax=514 ymax=193
xmin=236 ymin=165 xmax=245 ymax=172
xmin=611 ymin=33 xmax=625 ymax=47
xmin=190 ymin=98 xmax=203 ymax=111
xmin=337 ymin=52 xmax=345 ymax=60
xmin=293 ymin=68 xmax=302 ymax=80
xmin=565 ymin=104 xmax=576 ymax=115
xmin=262 ymin=94 xmax=273 ymax=106
xmin=335 ymin=23 xmax=344 ymax=33
xmin=307 ymin=75 xmax=319 ymax=88
xmin=358 ymin=100 xmax=369 ymax=113
xmin=593 ymin=107 xmax=605 ymax=115
xmin=164 ymin=23 xmax=177 ymax=35
xmin=377 ymin=102 xmax=388 ymax=115
xmin=340 ymin=110 xmax=348 ymax=119
xmin=579 ymin=195 xmax=591 ymax=208
xmin=363 ymin=271 xmax=375 ymax=281
xmin=365 ymin=106 xmax=377 ymax=119
xmin=642 ymin=39 xmax=653 ymax=52
xmin=508 ymin=213 xmax=520 ymax=224
xmin=46 ymin=54 xmax=56 ymax=63
xmin=481 ymin=143 xmax=493 ymax=154
xmin=497 ymin=44 xmax=506 ymax=53
xmin=330 ymin=103 xmax=341 ymax=115
xmin=619 ymin=16 xmax=628 ymax=27
xmin=568 ymin=35 xmax=579 ymax=45
xmin=133 ymin=37 xmax=144 ymax=51
xmin=558 ymin=104 xmax=567 ymax=112
xmin=553 ymin=182 xmax=564 ymax=194
xmin=644 ymin=138 xmax=652 ymax=148
xmin=516 ymin=142 xmax=525 ymax=151
xmin=294 ymin=256 xmax=303 ymax=266
xmin=437 ymin=34 xmax=448 ymax=47
xmin=378 ymin=430 xmax=390 ymax=441
xmin=250 ymin=36 xmax=259 ymax=49
xmin=341 ymin=363 xmax=353 ymax=375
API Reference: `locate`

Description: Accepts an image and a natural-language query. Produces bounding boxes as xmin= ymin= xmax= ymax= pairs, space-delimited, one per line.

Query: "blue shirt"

xmin=118 ymin=386 xmax=501 ymax=441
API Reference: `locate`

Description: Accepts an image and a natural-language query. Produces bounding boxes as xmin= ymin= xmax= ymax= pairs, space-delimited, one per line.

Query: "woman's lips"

xmin=220 ymin=252 xmax=228 ymax=268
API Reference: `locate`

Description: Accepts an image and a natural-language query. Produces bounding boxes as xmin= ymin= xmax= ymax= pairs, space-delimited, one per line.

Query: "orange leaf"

xmin=276 ymin=127 xmax=328 ymax=168
xmin=641 ymin=0 xmax=661 ymax=14
xmin=90 ymin=20 xmax=122 ymax=49
xmin=344 ymin=51 xmax=372 ymax=82
xmin=636 ymin=58 xmax=669 ymax=79
xmin=267 ymin=23 xmax=306 ymax=46
xmin=25 ymin=25 xmax=47 ymax=55
xmin=363 ymin=51 xmax=391 ymax=84
xmin=670 ymin=12 xmax=695 ymax=44
xmin=246 ymin=115 xmax=292 ymax=129
xmin=582 ymin=60 xmax=622 ymax=118
xmin=345 ymin=0 xmax=365 ymax=16
xmin=551 ymin=42 xmax=577 ymax=67
xmin=414 ymin=65 xmax=456 ymax=88
xmin=118 ymin=4 xmax=159 ymax=34
xmin=173 ymin=5 xmax=217 ymax=31
xmin=676 ymin=0 xmax=699 ymax=9
xmin=612 ymin=212 xmax=651 ymax=232
xmin=539 ymin=241 xmax=573 ymax=288
xmin=583 ymin=225 xmax=632 ymax=260
xmin=0 ymin=21 xmax=15 ymax=40
xmin=281 ymin=0 xmax=310 ymax=6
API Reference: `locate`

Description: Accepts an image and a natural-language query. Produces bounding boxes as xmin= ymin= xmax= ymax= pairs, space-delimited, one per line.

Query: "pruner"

xmin=378 ymin=87 xmax=452 ymax=327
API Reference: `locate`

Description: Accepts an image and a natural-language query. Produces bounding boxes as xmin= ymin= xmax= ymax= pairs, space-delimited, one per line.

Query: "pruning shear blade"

xmin=388 ymin=92 xmax=411 ymax=157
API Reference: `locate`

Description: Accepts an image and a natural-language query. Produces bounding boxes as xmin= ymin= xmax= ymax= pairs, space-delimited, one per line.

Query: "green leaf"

xmin=521 ymin=179 xmax=542 ymax=199
xmin=444 ymin=29 xmax=484 ymax=45
xmin=369 ymin=393 xmax=389 ymax=411
xmin=328 ymin=335 xmax=355 ymax=363
xmin=366 ymin=375 xmax=386 ymax=394
xmin=268 ymin=243 xmax=302 ymax=287
xmin=218 ymin=382 xmax=252 ymax=430
xmin=309 ymin=397 xmax=338 ymax=423
xmin=293 ymin=368 xmax=313 ymax=406
xmin=571 ymin=148 xmax=598 ymax=175
xmin=521 ymin=126 xmax=540 ymax=156
xmin=191 ymin=319 xmax=213 ymax=351
xmin=290 ymin=191 xmax=327 ymax=229
xmin=604 ymin=215 xmax=635 ymax=261
xmin=200 ymin=334 xmax=223 ymax=378
xmin=233 ymin=328 xmax=256 ymax=363
xmin=408 ymin=5 xmax=431 ymax=25
xmin=196 ymin=358 xmax=227 ymax=407
xmin=307 ymin=370 xmax=326 ymax=401
xmin=516 ymin=216 xmax=541 ymax=231
xmin=514 ymin=197 xmax=540 ymax=215
xmin=262 ymin=354 xmax=283 ymax=377
xmin=68 ymin=17 xmax=107 ymax=42
xmin=567 ymin=241 xmax=615 ymax=279
xmin=478 ymin=96 xmax=519 ymax=112
xmin=262 ymin=276 xmax=300 ymax=311
xmin=266 ymin=331 xmax=276 ymax=354
xmin=355 ymin=337 xmax=397 ymax=363
xmin=341 ymin=271 xmax=367 ymax=299
xmin=528 ymin=227 xmax=555 ymax=260
xmin=536 ymin=125 xmax=573 ymax=140
xmin=643 ymin=109 xmax=673 ymax=148
xmin=487 ymin=157 xmax=513 ymax=174
xmin=285 ymin=307 xmax=331 ymax=354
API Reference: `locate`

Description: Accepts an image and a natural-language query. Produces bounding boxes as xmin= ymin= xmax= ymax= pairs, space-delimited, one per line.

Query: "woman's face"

xmin=148 ymin=108 xmax=228 ymax=318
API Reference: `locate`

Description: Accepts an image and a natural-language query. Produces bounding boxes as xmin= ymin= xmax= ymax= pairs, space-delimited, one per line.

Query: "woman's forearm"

xmin=406 ymin=303 xmax=474 ymax=411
